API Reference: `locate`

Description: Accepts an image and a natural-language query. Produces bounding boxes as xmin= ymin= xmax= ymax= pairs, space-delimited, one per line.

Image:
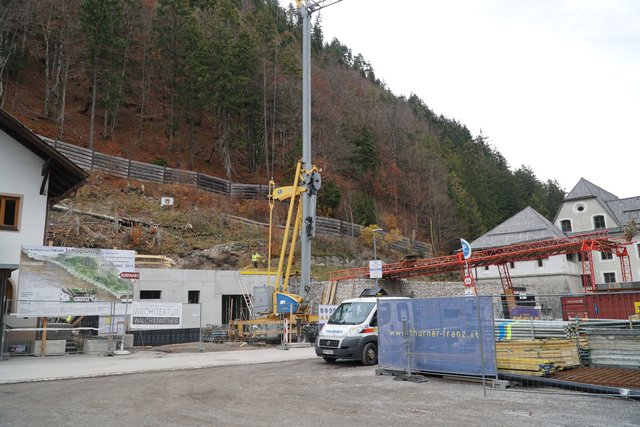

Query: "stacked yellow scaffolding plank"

xmin=496 ymin=339 xmax=580 ymax=376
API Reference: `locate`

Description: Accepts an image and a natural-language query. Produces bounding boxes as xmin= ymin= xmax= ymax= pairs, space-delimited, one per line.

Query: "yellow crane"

xmin=229 ymin=161 xmax=319 ymax=341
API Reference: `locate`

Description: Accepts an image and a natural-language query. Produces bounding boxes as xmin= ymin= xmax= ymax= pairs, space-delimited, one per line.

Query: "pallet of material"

xmin=586 ymin=329 xmax=640 ymax=368
xmin=496 ymin=339 xmax=580 ymax=376
xmin=496 ymin=357 xmax=555 ymax=376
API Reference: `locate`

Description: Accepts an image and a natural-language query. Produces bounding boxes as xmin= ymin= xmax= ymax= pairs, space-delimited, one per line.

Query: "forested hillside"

xmin=0 ymin=0 xmax=564 ymax=255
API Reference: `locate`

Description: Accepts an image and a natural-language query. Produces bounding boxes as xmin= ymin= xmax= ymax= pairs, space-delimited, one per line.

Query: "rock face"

xmin=178 ymin=243 xmax=249 ymax=270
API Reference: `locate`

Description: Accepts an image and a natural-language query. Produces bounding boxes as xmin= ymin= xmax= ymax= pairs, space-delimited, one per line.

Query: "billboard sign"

xmin=17 ymin=246 xmax=136 ymax=316
xmin=510 ymin=306 xmax=541 ymax=320
xmin=378 ymin=297 xmax=497 ymax=377
xmin=131 ymin=302 xmax=182 ymax=329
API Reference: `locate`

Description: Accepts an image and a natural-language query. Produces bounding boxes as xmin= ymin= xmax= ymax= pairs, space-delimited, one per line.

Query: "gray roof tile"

xmin=471 ymin=206 xmax=565 ymax=249
xmin=565 ymin=177 xmax=619 ymax=202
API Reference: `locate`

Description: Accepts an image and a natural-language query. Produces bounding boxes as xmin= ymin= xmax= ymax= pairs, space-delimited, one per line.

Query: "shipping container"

xmin=561 ymin=291 xmax=640 ymax=320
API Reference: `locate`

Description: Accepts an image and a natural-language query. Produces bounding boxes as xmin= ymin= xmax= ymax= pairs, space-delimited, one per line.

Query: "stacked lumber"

xmin=496 ymin=339 xmax=580 ymax=376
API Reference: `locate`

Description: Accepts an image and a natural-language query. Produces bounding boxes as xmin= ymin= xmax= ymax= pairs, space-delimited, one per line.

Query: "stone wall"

xmin=315 ymin=275 xmax=582 ymax=320
xmin=323 ymin=279 xmax=501 ymax=304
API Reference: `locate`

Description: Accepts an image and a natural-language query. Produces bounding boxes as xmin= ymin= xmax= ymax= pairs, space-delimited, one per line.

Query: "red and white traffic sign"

xmin=463 ymin=276 xmax=472 ymax=286
xmin=119 ymin=272 xmax=140 ymax=280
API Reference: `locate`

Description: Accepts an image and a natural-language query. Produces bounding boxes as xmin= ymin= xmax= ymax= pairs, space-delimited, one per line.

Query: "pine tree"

xmin=79 ymin=0 xmax=125 ymax=148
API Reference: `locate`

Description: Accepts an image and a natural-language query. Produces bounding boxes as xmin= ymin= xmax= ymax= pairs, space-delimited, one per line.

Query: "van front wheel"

xmin=361 ymin=342 xmax=378 ymax=366
xmin=297 ymin=331 xmax=309 ymax=343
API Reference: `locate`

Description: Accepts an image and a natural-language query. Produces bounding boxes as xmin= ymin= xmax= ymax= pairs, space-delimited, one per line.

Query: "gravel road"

xmin=0 ymin=358 xmax=637 ymax=426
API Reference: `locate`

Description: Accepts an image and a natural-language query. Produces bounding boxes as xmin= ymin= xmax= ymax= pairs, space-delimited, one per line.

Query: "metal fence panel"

xmin=378 ymin=297 xmax=497 ymax=377
xmin=1 ymin=300 xmax=205 ymax=358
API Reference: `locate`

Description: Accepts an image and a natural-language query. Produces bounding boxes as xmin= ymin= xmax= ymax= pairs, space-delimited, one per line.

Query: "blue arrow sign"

xmin=460 ymin=238 xmax=472 ymax=260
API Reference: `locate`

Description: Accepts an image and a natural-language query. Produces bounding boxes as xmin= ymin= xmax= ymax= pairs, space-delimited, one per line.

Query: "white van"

xmin=315 ymin=296 xmax=409 ymax=365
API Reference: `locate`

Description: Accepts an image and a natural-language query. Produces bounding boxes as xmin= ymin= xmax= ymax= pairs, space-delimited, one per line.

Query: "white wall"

xmin=135 ymin=269 xmax=275 ymax=327
xmin=0 ymin=133 xmax=48 ymax=266
xmin=555 ymin=196 xmax=640 ymax=285
xmin=554 ymin=198 xmax=615 ymax=233
xmin=474 ymin=254 xmax=581 ymax=280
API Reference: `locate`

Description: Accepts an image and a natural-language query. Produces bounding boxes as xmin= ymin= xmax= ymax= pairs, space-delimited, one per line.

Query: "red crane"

xmin=329 ymin=232 xmax=633 ymax=297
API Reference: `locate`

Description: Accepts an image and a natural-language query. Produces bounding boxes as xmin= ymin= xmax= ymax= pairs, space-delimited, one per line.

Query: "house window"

xmin=0 ymin=195 xmax=21 ymax=231
xmin=560 ymin=220 xmax=572 ymax=232
xmin=637 ymin=243 xmax=640 ymax=259
xmin=593 ymin=215 xmax=606 ymax=230
xmin=537 ymin=259 xmax=543 ymax=267
xmin=140 ymin=290 xmax=161 ymax=299
xmin=566 ymin=253 xmax=575 ymax=262
xmin=600 ymin=251 xmax=613 ymax=260
xmin=188 ymin=290 xmax=200 ymax=304
xmin=603 ymin=272 xmax=616 ymax=283
xmin=509 ymin=262 xmax=515 ymax=269
xmin=484 ymin=266 xmax=489 ymax=271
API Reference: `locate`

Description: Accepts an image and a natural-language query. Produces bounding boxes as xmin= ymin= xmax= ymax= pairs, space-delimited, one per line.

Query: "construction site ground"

xmin=140 ymin=342 xmax=640 ymax=391
xmin=0 ymin=353 xmax=637 ymax=427
xmin=142 ymin=340 xmax=279 ymax=354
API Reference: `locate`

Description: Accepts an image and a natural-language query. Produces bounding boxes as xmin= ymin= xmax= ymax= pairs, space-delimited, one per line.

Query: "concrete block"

xmin=124 ymin=333 xmax=134 ymax=348
xmin=83 ymin=338 xmax=112 ymax=354
xmin=491 ymin=379 xmax=511 ymax=389
xmin=33 ymin=340 xmax=66 ymax=356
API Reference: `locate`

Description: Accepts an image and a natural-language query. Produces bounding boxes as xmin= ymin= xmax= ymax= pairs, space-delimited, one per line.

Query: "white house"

xmin=470 ymin=178 xmax=640 ymax=317
xmin=553 ymin=178 xmax=640 ymax=286
xmin=0 ymin=108 xmax=87 ymax=332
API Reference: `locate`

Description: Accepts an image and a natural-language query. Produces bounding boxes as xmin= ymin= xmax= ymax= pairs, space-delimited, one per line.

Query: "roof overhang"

xmin=0 ymin=108 xmax=88 ymax=202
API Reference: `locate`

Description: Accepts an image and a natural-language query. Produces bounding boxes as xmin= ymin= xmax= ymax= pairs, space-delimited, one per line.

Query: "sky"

xmin=284 ymin=0 xmax=639 ymax=198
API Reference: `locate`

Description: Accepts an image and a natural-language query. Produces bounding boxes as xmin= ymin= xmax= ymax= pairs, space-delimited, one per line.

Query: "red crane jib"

xmin=329 ymin=231 xmax=630 ymax=285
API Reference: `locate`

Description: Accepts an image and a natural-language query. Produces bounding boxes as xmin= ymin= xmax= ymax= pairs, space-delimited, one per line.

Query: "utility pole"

xmin=372 ymin=228 xmax=382 ymax=290
xmin=298 ymin=0 xmax=342 ymax=289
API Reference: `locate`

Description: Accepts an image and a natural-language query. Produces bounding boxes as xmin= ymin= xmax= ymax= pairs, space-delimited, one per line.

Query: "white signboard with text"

xmin=130 ymin=302 xmax=182 ymax=330
xmin=369 ymin=260 xmax=383 ymax=279
xmin=318 ymin=304 xmax=338 ymax=325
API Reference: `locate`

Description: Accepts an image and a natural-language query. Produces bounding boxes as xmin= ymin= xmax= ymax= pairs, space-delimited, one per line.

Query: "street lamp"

xmin=372 ymin=228 xmax=383 ymax=292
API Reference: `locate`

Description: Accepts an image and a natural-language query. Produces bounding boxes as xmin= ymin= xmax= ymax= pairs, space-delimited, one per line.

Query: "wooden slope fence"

xmin=44 ymin=137 xmax=431 ymax=255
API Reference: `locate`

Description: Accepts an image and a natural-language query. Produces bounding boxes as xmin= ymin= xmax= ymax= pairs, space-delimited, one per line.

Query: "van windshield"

xmin=327 ymin=302 xmax=376 ymax=325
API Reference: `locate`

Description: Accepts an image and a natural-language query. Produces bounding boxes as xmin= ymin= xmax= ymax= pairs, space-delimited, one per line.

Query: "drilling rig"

xmin=228 ymin=161 xmax=320 ymax=342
